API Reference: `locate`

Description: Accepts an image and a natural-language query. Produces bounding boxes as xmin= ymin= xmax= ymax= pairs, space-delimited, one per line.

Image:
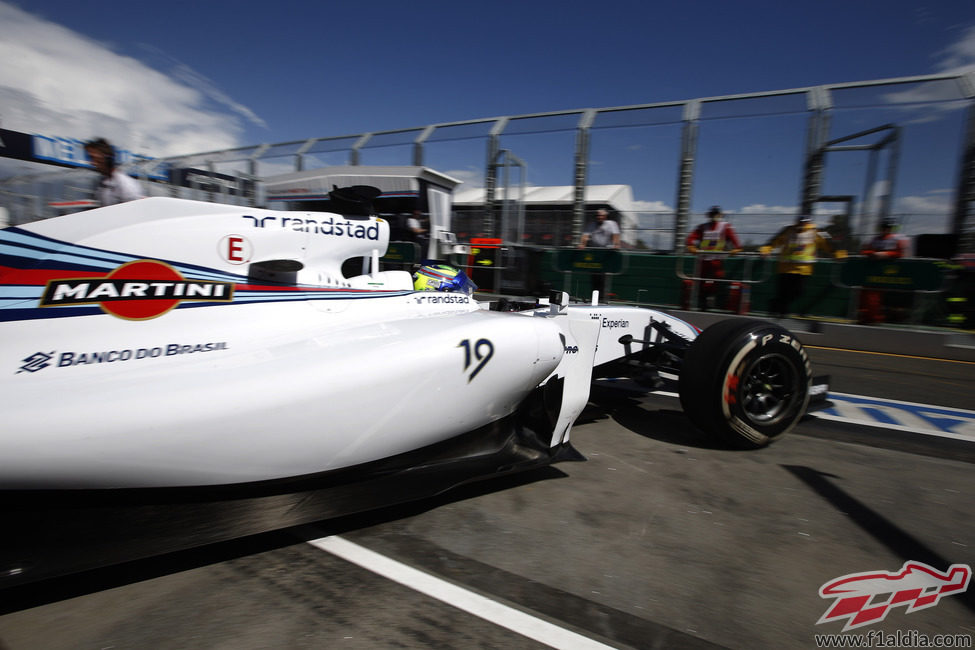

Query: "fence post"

xmin=674 ymin=101 xmax=700 ymax=253
xmin=483 ymin=118 xmax=508 ymax=239
xmin=800 ymin=86 xmax=832 ymax=215
xmin=573 ymin=110 xmax=596 ymax=247
xmin=952 ymin=74 xmax=975 ymax=255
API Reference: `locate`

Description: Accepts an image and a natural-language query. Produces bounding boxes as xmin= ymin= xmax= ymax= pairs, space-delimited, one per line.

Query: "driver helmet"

xmin=413 ymin=263 xmax=478 ymax=294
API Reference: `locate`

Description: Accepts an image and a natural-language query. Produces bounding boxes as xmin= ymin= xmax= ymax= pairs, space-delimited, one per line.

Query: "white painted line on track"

xmin=810 ymin=412 xmax=975 ymax=441
xmin=828 ymin=391 xmax=975 ymax=414
xmin=646 ymin=389 xmax=975 ymax=442
xmin=305 ymin=534 xmax=618 ymax=650
xmin=819 ymin=392 xmax=975 ymax=442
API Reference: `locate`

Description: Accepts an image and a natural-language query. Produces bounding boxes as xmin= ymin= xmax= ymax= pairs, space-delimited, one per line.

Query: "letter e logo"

xmin=220 ymin=235 xmax=252 ymax=264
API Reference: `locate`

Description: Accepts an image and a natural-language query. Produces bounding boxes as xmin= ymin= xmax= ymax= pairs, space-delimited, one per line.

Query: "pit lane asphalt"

xmin=1 ymin=339 xmax=973 ymax=649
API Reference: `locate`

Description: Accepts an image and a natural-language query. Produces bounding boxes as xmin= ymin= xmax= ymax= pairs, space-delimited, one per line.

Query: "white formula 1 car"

xmin=0 ymin=189 xmax=824 ymax=505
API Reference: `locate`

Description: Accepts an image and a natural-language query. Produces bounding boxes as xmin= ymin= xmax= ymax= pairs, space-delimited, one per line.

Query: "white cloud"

xmin=0 ymin=2 xmax=257 ymax=158
xmin=936 ymin=24 xmax=975 ymax=74
xmin=875 ymin=24 xmax=975 ymax=123
xmin=631 ymin=199 xmax=672 ymax=213
xmin=894 ymin=190 xmax=953 ymax=215
xmin=443 ymin=167 xmax=484 ymax=189
xmin=738 ymin=203 xmax=797 ymax=215
xmin=142 ymin=44 xmax=267 ymax=132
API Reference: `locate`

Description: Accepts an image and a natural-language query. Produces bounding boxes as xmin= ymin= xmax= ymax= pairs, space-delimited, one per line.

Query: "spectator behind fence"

xmin=578 ymin=208 xmax=620 ymax=298
xmin=858 ymin=217 xmax=911 ymax=324
xmin=84 ymin=138 xmax=145 ymax=206
xmin=409 ymin=210 xmax=430 ymax=258
xmin=579 ymin=209 xmax=620 ymax=249
xmin=862 ymin=218 xmax=910 ymax=259
xmin=685 ymin=205 xmax=742 ymax=310
xmin=761 ymin=214 xmax=845 ymax=318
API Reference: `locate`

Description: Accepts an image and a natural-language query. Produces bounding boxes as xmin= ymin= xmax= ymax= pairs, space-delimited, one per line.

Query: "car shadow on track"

xmin=0 ymin=467 xmax=569 ymax=614
xmin=784 ymin=464 xmax=975 ymax=617
xmin=584 ymin=385 xmax=732 ymax=451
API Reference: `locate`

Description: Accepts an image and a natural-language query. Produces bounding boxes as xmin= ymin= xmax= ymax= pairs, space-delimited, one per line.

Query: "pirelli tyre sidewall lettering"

xmin=679 ymin=319 xmax=811 ymax=448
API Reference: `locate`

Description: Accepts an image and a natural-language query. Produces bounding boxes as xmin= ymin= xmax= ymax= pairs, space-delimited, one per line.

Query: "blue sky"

xmin=5 ymin=0 xmax=974 ymax=147
xmin=1 ymin=0 xmax=974 ymax=234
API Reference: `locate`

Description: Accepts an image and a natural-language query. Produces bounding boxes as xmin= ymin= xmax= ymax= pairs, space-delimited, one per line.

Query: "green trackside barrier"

xmin=547 ymin=248 xmax=627 ymax=299
xmin=623 ymin=254 xmax=849 ymax=318
xmin=536 ymin=251 xmax=900 ymax=320
xmin=519 ymin=249 xmax=957 ymax=325
xmin=833 ymin=256 xmax=950 ymax=324
xmin=381 ymin=241 xmax=421 ymax=268
xmin=542 ymin=251 xmax=690 ymax=305
xmin=608 ymin=254 xmax=687 ymax=306
xmin=543 ymin=249 xmax=849 ymax=318
xmin=836 ymin=257 xmax=944 ymax=291
xmin=751 ymin=259 xmax=851 ymax=319
xmin=552 ymin=248 xmax=626 ymax=274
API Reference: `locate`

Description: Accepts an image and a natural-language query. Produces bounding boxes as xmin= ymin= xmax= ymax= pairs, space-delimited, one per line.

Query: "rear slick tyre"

xmin=678 ymin=319 xmax=811 ymax=448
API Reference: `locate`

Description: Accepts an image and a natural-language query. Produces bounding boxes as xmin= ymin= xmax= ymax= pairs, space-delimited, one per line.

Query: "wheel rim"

xmin=739 ymin=353 xmax=800 ymax=424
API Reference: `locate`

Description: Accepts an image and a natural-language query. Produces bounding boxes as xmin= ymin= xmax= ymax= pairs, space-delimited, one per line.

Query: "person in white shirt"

xmin=84 ymin=138 xmax=145 ymax=206
xmin=577 ymin=208 xmax=621 ymax=297
xmin=579 ymin=209 xmax=620 ymax=249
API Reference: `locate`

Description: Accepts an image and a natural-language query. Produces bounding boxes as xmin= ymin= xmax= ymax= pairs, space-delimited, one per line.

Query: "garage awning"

xmin=264 ymin=165 xmax=461 ymax=202
xmin=452 ymin=184 xmax=634 ymax=210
